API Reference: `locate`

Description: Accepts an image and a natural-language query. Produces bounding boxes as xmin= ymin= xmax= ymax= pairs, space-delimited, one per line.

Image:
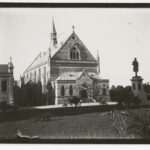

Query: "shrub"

xmin=0 ymin=101 xmax=11 ymax=112
xmin=46 ymin=79 xmax=55 ymax=105
xmin=68 ymin=96 xmax=80 ymax=107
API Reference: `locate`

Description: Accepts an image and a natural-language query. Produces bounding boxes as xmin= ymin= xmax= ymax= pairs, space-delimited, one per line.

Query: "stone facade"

xmin=23 ymin=20 xmax=110 ymax=105
xmin=131 ymin=76 xmax=148 ymax=105
xmin=0 ymin=58 xmax=14 ymax=105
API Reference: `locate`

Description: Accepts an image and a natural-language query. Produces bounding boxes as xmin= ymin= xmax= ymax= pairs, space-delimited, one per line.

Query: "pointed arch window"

xmin=70 ymin=47 xmax=80 ymax=60
xmin=39 ymin=68 xmax=41 ymax=81
xmin=30 ymin=72 xmax=32 ymax=80
xmin=61 ymin=85 xmax=65 ymax=96
xmin=69 ymin=85 xmax=73 ymax=96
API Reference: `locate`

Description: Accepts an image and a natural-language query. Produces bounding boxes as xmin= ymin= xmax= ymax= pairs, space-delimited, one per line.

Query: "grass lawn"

xmin=0 ymin=111 xmax=120 ymax=139
xmin=0 ymin=107 xmax=149 ymax=140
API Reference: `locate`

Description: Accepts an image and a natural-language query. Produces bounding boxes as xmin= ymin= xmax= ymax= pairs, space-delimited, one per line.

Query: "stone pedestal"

xmin=131 ymin=76 xmax=147 ymax=104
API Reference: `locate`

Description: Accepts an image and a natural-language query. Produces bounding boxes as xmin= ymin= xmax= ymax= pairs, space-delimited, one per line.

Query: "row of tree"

xmin=110 ymin=83 xmax=150 ymax=107
xmin=13 ymin=80 xmax=150 ymax=108
xmin=110 ymin=85 xmax=141 ymax=107
xmin=13 ymin=79 xmax=55 ymax=107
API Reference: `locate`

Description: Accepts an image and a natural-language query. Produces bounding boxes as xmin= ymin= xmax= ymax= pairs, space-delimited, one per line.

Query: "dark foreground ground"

xmin=0 ymin=107 xmax=150 ymax=143
xmin=0 ymin=111 xmax=118 ymax=140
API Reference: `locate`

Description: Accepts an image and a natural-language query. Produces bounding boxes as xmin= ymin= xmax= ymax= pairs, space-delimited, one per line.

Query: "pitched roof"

xmin=52 ymin=32 xmax=96 ymax=61
xmin=56 ymin=72 xmax=83 ymax=81
xmin=56 ymin=71 xmax=101 ymax=81
xmin=24 ymin=31 xmax=97 ymax=73
xmin=24 ymin=51 xmax=48 ymax=73
xmin=0 ymin=65 xmax=8 ymax=73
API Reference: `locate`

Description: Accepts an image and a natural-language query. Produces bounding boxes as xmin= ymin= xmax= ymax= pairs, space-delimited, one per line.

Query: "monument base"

xmin=131 ymin=76 xmax=148 ymax=105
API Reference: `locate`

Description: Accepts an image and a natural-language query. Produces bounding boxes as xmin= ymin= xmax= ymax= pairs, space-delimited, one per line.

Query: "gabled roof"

xmin=0 ymin=65 xmax=8 ymax=73
xmin=77 ymin=69 xmax=91 ymax=80
xmin=56 ymin=71 xmax=100 ymax=81
xmin=52 ymin=32 xmax=96 ymax=61
xmin=24 ymin=31 xmax=97 ymax=74
xmin=24 ymin=51 xmax=48 ymax=73
xmin=56 ymin=72 xmax=82 ymax=81
xmin=23 ymin=38 xmax=67 ymax=73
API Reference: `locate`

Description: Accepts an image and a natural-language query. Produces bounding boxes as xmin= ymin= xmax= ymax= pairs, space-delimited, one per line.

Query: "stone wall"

xmin=0 ymin=73 xmax=14 ymax=104
xmin=54 ymin=81 xmax=77 ymax=104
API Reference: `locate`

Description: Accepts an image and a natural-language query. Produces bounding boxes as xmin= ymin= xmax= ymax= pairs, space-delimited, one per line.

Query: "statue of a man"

xmin=132 ymin=58 xmax=139 ymax=77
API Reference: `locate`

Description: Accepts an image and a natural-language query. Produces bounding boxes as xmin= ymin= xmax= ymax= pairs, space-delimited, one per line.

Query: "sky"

xmin=0 ymin=8 xmax=150 ymax=87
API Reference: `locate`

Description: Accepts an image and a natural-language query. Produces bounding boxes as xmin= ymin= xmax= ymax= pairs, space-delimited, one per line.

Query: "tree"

xmin=20 ymin=80 xmax=37 ymax=107
xmin=46 ymin=79 xmax=55 ymax=105
xmin=143 ymin=83 xmax=150 ymax=93
xmin=13 ymin=85 xmax=21 ymax=106
xmin=35 ymin=80 xmax=43 ymax=106
xmin=25 ymin=80 xmax=36 ymax=106
xmin=110 ymin=85 xmax=141 ymax=108
xmin=20 ymin=79 xmax=28 ymax=106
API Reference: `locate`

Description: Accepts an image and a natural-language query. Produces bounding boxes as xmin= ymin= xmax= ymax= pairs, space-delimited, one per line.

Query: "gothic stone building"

xmin=0 ymin=58 xmax=14 ymax=105
xmin=23 ymin=20 xmax=110 ymax=105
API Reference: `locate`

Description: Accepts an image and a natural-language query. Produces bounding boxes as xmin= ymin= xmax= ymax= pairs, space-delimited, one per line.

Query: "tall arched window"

xmin=69 ymin=85 xmax=73 ymax=96
xmin=30 ymin=72 xmax=32 ymax=80
xmin=39 ymin=68 xmax=41 ymax=81
xmin=70 ymin=47 xmax=80 ymax=60
xmin=61 ymin=85 xmax=65 ymax=96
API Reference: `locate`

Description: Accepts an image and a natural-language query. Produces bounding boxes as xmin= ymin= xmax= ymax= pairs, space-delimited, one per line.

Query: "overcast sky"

xmin=0 ymin=8 xmax=150 ymax=86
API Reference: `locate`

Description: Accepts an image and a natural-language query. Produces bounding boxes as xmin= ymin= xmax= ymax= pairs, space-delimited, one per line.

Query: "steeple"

xmin=50 ymin=18 xmax=57 ymax=47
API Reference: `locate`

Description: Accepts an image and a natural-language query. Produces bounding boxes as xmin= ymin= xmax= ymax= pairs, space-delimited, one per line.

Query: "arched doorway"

xmin=79 ymin=90 xmax=87 ymax=99
xmin=79 ymin=83 xmax=88 ymax=99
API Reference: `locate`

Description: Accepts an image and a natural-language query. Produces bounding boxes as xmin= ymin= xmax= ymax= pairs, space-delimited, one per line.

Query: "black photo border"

xmin=0 ymin=2 xmax=150 ymax=144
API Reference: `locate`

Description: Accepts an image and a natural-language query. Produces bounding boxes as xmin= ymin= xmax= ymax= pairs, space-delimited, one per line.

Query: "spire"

xmin=51 ymin=18 xmax=56 ymax=34
xmin=50 ymin=18 xmax=57 ymax=46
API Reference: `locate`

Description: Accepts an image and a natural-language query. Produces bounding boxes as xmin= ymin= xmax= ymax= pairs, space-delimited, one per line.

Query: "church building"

xmin=23 ymin=20 xmax=110 ymax=105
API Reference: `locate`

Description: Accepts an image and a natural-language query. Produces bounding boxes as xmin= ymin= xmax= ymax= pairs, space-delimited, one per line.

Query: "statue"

xmin=132 ymin=58 xmax=139 ymax=77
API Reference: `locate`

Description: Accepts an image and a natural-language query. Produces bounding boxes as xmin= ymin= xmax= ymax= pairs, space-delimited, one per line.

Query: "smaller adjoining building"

xmin=0 ymin=58 xmax=14 ymax=105
xmin=54 ymin=70 xmax=110 ymax=104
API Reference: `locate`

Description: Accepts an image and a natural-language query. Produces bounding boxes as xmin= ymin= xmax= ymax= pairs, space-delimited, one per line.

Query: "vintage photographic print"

xmin=0 ymin=3 xmax=150 ymax=143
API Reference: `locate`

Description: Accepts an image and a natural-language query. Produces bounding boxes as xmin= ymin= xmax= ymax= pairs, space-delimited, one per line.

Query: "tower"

xmin=50 ymin=18 xmax=57 ymax=47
